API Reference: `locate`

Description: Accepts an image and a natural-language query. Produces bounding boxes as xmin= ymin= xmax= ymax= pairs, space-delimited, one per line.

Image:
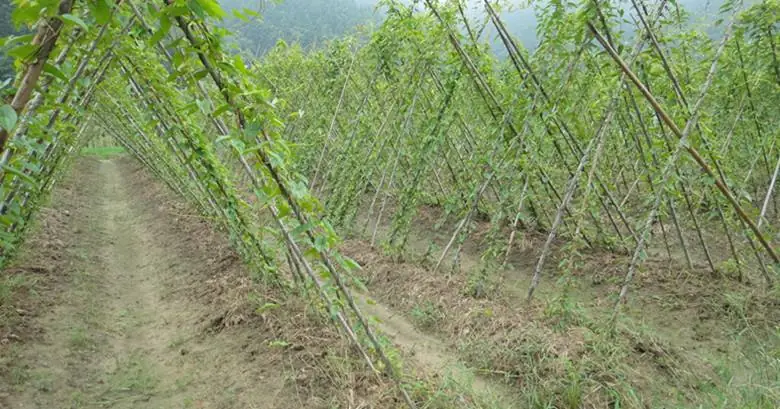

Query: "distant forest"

xmin=220 ymin=0 xmax=379 ymax=56
xmin=0 ymin=0 xmax=378 ymax=80
xmin=0 ymin=0 xmax=24 ymax=81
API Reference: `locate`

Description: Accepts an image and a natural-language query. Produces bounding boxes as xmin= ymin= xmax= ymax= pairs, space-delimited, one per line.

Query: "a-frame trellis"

xmin=0 ymin=1 xmax=777 ymax=408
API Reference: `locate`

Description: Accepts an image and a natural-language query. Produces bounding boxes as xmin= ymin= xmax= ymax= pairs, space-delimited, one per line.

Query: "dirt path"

xmin=355 ymin=294 xmax=520 ymax=408
xmin=3 ymin=158 xmax=287 ymax=409
xmin=2 ymin=155 xmax=525 ymax=409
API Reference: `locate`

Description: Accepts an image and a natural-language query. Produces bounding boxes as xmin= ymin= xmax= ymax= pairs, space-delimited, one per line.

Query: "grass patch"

xmin=406 ymin=368 xmax=512 ymax=409
xmin=106 ymin=352 xmax=159 ymax=398
xmin=80 ymin=146 xmax=125 ymax=157
xmin=0 ymin=272 xmax=33 ymax=307
xmin=68 ymin=325 xmax=94 ymax=350
xmin=410 ymin=301 xmax=445 ymax=330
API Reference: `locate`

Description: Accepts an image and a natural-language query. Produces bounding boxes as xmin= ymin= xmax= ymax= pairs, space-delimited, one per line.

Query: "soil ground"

xmin=0 ymin=156 xmax=398 ymax=409
xmin=1 ymin=152 xmax=776 ymax=409
xmin=343 ymin=200 xmax=780 ymax=408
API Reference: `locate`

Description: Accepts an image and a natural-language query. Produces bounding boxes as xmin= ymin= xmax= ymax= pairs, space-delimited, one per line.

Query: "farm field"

xmin=0 ymin=0 xmax=778 ymax=408
xmin=1 ymin=155 xmax=396 ymax=408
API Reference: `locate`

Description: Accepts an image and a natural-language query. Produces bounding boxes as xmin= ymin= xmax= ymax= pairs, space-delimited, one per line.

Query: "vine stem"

xmin=168 ymin=7 xmax=418 ymax=407
xmin=0 ymin=0 xmax=75 ymax=154
xmin=588 ymin=21 xmax=779 ymax=265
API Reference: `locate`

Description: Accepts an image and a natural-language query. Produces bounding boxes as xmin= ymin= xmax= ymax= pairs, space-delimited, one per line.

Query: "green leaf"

xmin=238 ymin=89 xmax=271 ymax=99
xmin=215 ymin=134 xmax=233 ymax=144
xmin=88 ymin=0 xmax=112 ymax=25
xmin=276 ymin=202 xmax=290 ymax=218
xmin=192 ymin=69 xmax=209 ymax=81
xmin=242 ymin=8 xmax=261 ymax=18
xmin=8 ymin=44 xmax=38 ymax=60
xmin=243 ymin=121 xmax=262 ymax=137
xmin=3 ymin=164 xmax=37 ymax=189
xmin=165 ymin=4 xmax=190 ymax=18
xmin=229 ymin=138 xmax=246 ymax=153
xmin=177 ymin=102 xmax=198 ymax=115
xmin=213 ymin=104 xmax=231 ymax=117
xmin=195 ymin=0 xmax=226 ymax=18
xmin=61 ymin=14 xmax=89 ymax=31
xmin=195 ymin=99 xmax=210 ymax=115
xmin=314 ymin=236 xmax=328 ymax=252
xmin=166 ymin=70 xmax=183 ymax=83
xmin=0 ymin=105 xmax=17 ymax=131
xmin=233 ymin=54 xmax=248 ymax=75
xmin=0 ymin=214 xmax=14 ymax=227
xmin=0 ymin=33 xmax=33 ymax=48
xmin=255 ymin=302 xmax=279 ymax=314
xmin=291 ymin=222 xmax=315 ymax=237
xmin=289 ymin=181 xmax=308 ymax=200
xmin=232 ymin=9 xmax=249 ymax=22
xmin=150 ymin=15 xmax=172 ymax=45
xmin=43 ymin=63 xmax=68 ymax=82
xmin=341 ymin=257 xmax=360 ymax=271
xmin=11 ymin=5 xmax=43 ymax=28
xmin=268 ymin=340 xmax=289 ymax=348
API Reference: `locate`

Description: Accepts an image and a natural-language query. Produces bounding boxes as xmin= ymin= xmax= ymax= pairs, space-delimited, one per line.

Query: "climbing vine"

xmin=0 ymin=0 xmax=777 ymax=407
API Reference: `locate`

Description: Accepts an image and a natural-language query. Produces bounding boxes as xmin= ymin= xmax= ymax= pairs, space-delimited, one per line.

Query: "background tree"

xmin=220 ymin=0 xmax=380 ymax=56
xmin=0 ymin=0 xmax=25 ymax=81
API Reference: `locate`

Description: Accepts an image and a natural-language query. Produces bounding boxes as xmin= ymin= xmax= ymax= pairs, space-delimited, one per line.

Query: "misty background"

xmin=219 ymin=0 xmax=736 ymax=57
xmin=0 ymin=0 xmax=741 ymax=81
